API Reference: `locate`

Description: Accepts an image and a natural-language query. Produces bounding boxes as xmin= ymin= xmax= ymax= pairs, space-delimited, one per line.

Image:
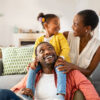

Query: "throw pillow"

xmin=1 ymin=46 xmax=34 ymax=75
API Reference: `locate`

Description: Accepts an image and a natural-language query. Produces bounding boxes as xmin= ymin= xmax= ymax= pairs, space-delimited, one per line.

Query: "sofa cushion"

xmin=0 ymin=59 xmax=3 ymax=75
xmin=0 ymin=75 xmax=25 ymax=89
xmin=90 ymin=62 xmax=100 ymax=81
xmin=1 ymin=46 xmax=34 ymax=75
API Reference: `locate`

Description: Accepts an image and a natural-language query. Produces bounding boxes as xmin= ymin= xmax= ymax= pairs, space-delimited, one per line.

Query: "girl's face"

xmin=72 ymin=14 xmax=88 ymax=37
xmin=45 ymin=17 xmax=60 ymax=35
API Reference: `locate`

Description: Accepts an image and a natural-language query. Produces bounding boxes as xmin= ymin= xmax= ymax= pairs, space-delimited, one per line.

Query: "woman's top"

xmin=67 ymin=32 xmax=100 ymax=69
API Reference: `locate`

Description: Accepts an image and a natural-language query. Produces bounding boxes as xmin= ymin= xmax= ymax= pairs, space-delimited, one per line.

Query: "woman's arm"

xmin=56 ymin=47 xmax=100 ymax=77
xmin=75 ymin=46 xmax=100 ymax=76
xmin=86 ymin=46 xmax=100 ymax=76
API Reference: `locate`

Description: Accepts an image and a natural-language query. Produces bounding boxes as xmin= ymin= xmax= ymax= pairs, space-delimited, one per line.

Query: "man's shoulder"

xmin=68 ymin=70 xmax=85 ymax=78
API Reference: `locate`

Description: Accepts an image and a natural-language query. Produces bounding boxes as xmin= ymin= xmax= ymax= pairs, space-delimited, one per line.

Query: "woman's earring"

xmin=90 ymin=31 xmax=94 ymax=36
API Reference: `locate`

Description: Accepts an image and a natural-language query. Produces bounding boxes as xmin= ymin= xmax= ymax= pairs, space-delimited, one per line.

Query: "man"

xmin=10 ymin=42 xmax=99 ymax=100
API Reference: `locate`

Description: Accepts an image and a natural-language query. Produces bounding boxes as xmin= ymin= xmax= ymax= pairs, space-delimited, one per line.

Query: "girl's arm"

xmin=58 ymin=33 xmax=71 ymax=63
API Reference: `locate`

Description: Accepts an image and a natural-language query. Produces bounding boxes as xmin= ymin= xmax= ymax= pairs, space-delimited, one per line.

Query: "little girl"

xmin=26 ymin=13 xmax=71 ymax=100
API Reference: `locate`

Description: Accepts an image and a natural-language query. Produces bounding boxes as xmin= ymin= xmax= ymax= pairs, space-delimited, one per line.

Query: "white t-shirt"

xmin=16 ymin=74 xmax=60 ymax=100
xmin=34 ymin=73 xmax=59 ymax=100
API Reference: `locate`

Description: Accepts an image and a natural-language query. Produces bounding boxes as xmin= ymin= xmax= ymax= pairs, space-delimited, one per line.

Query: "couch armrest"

xmin=89 ymin=62 xmax=100 ymax=81
xmin=0 ymin=59 xmax=3 ymax=75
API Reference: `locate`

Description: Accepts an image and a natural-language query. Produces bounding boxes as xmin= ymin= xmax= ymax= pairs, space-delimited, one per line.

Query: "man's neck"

xmin=41 ymin=63 xmax=54 ymax=74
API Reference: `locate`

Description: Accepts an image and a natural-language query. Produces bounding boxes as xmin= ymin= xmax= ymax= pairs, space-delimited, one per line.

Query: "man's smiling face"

xmin=36 ymin=42 xmax=57 ymax=65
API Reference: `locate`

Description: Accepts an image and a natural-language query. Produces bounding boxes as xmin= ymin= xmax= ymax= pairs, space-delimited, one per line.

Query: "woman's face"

xmin=72 ymin=14 xmax=87 ymax=37
xmin=46 ymin=17 xmax=60 ymax=35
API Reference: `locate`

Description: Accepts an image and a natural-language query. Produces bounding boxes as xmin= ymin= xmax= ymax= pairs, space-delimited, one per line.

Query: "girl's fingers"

xmin=57 ymin=59 xmax=65 ymax=63
xmin=55 ymin=63 xmax=64 ymax=67
xmin=21 ymin=88 xmax=33 ymax=97
xmin=55 ymin=61 xmax=65 ymax=66
xmin=27 ymin=67 xmax=29 ymax=72
xmin=57 ymin=66 xmax=67 ymax=69
xmin=35 ymin=61 xmax=38 ymax=67
xmin=34 ymin=59 xmax=39 ymax=67
xmin=63 ymin=70 xmax=69 ymax=74
xmin=57 ymin=66 xmax=67 ymax=71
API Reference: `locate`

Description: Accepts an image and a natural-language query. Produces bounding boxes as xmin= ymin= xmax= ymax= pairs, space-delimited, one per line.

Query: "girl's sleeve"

xmin=59 ymin=34 xmax=71 ymax=62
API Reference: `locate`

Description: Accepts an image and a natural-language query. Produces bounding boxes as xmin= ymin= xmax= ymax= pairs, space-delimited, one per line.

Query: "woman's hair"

xmin=37 ymin=13 xmax=58 ymax=28
xmin=77 ymin=9 xmax=99 ymax=31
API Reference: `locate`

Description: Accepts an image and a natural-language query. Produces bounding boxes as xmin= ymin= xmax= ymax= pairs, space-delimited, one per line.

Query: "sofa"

xmin=0 ymin=46 xmax=34 ymax=89
xmin=0 ymin=58 xmax=100 ymax=96
xmin=0 ymin=59 xmax=25 ymax=89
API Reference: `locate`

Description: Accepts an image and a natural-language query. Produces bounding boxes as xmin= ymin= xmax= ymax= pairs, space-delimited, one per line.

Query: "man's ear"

xmin=35 ymin=56 xmax=39 ymax=62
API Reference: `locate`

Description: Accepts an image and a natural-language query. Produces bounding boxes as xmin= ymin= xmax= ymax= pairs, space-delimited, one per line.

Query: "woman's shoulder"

xmin=94 ymin=38 xmax=100 ymax=44
xmin=63 ymin=31 xmax=74 ymax=39
xmin=55 ymin=33 xmax=68 ymax=40
xmin=92 ymin=38 xmax=100 ymax=49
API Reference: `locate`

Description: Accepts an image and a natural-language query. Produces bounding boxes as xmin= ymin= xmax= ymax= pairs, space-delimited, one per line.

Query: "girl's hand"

xmin=55 ymin=57 xmax=64 ymax=66
xmin=55 ymin=56 xmax=64 ymax=67
xmin=55 ymin=58 xmax=74 ymax=73
xmin=20 ymin=88 xmax=33 ymax=98
xmin=27 ymin=63 xmax=31 ymax=72
xmin=27 ymin=59 xmax=39 ymax=71
xmin=30 ymin=59 xmax=39 ymax=70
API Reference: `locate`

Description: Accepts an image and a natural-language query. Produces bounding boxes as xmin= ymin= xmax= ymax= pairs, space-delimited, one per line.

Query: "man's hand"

xmin=20 ymin=88 xmax=33 ymax=98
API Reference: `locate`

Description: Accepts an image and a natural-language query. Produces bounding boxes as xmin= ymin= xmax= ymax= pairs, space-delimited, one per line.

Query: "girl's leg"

xmin=26 ymin=65 xmax=41 ymax=95
xmin=55 ymin=65 xmax=66 ymax=100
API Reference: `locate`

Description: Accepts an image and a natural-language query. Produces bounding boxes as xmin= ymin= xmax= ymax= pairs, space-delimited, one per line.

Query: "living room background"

xmin=0 ymin=0 xmax=100 ymax=46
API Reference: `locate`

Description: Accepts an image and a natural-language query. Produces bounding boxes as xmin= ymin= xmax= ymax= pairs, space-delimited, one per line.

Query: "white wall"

xmin=0 ymin=0 xmax=100 ymax=46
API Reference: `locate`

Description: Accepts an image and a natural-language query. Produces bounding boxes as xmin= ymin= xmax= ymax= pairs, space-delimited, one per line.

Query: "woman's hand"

xmin=55 ymin=58 xmax=74 ymax=73
xmin=20 ymin=88 xmax=33 ymax=98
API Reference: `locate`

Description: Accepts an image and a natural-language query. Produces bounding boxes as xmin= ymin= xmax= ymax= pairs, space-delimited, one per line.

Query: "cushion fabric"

xmin=1 ymin=46 xmax=33 ymax=75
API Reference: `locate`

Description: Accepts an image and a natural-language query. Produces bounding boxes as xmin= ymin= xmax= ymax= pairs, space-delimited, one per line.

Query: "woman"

xmin=56 ymin=9 xmax=100 ymax=77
